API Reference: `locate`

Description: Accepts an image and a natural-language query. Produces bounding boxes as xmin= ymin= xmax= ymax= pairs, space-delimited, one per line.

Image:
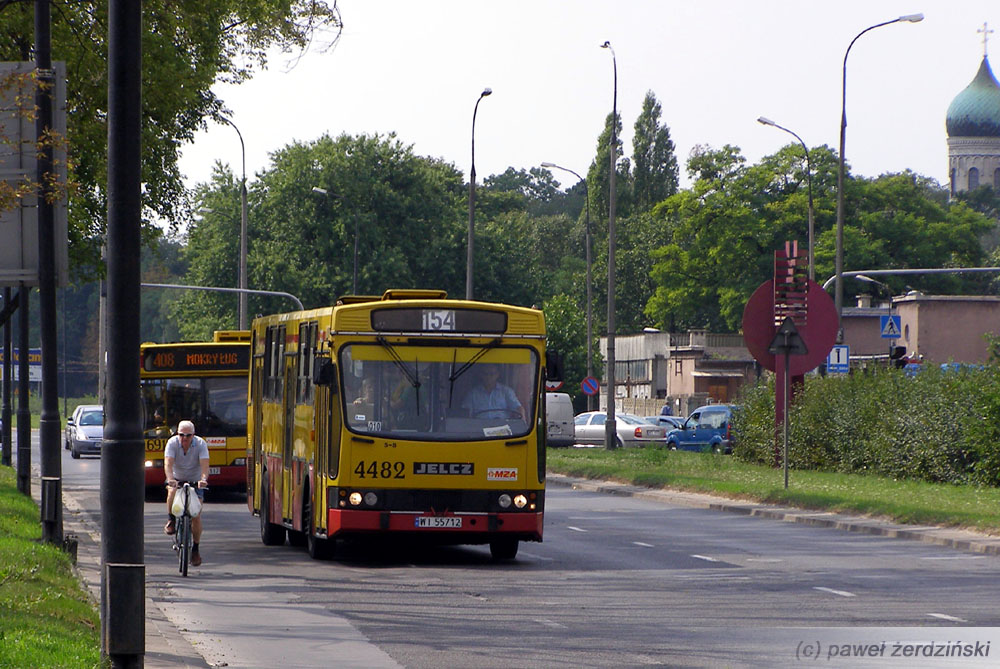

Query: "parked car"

xmin=545 ymin=392 xmax=575 ymax=447
xmin=643 ymin=415 xmax=684 ymax=430
xmin=65 ymin=404 xmax=104 ymax=459
xmin=574 ymin=411 xmax=668 ymax=448
xmin=665 ymin=404 xmax=735 ymax=454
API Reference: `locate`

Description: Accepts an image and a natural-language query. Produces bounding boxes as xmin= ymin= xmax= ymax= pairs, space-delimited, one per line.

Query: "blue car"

xmin=666 ymin=404 xmax=735 ymax=454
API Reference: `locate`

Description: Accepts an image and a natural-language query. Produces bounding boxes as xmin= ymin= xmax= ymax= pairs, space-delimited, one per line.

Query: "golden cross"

xmin=978 ymin=21 xmax=994 ymax=58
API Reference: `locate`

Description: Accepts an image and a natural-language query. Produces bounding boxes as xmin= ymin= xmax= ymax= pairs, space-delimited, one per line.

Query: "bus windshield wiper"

xmin=377 ymin=336 xmax=421 ymax=413
xmin=447 ymin=338 xmax=501 ymax=406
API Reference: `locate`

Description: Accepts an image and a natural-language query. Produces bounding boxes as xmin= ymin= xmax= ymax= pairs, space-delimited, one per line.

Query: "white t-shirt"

xmin=165 ymin=434 xmax=209 ymax=482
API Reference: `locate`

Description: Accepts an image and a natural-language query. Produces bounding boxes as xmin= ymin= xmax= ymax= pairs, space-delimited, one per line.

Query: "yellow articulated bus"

xmin=247 ymin=289 xmax=561 ymax=561
xmin=140 ymin=330 xmax=251 ymax=490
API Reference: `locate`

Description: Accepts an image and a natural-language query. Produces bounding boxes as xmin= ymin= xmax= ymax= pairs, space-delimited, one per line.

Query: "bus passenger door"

xmin=281 ymin=360 xmax=296 ymax=523
xmin=250 ymin=357 xmax=263 ymax=509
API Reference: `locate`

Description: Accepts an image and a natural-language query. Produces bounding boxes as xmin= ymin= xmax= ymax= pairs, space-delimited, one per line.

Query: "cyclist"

xmin=163 ymin=420 xmax=209 ymax=566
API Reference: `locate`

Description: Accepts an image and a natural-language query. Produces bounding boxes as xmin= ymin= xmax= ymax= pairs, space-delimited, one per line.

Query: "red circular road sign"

xmin=581 ymin=376 xmax=600 ymax=396
xmin=742 ymin=279 xmax=838 ymax=374
xmin=545 ymin=380 xmax=564 ymax=391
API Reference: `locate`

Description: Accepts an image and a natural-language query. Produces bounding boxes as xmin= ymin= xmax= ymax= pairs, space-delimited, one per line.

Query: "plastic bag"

xmin=171 ymin=486 xmax=203 ymax=518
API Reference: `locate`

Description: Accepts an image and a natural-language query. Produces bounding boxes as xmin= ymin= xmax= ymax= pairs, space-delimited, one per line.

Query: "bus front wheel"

xmin=489 ymin=538 xmax=518 ymax=561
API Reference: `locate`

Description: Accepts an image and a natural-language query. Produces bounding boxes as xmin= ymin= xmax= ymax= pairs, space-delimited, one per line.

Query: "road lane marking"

xmin=691 ymin=554 xmax=718 ymax=562
xmin=567 ymin=526 xmax=588 ymax=533
xmin=928 ymin=613 xmax=968 ymax=622
xmin=814 ymin=587 xmax=856 ymax=598
xmin=536 ymin=618 xmax=567 ymax=629
xmin=633 ymin=542 xmax=654 ymax=548
xmin=920 ymin=555 xmax=987 ymax=561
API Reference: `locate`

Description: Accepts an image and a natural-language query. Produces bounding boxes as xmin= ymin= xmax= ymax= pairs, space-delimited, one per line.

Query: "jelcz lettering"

xmin=414 ymin=462 xmax=474 ymax=475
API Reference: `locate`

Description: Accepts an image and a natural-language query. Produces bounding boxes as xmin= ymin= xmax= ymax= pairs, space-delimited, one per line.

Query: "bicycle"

xmin=169 ymin=481 xmax=205 ymax=576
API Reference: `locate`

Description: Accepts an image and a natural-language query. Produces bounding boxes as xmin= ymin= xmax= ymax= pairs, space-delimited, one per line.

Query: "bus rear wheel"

xmin=489 ymin=538 xmax=518 ymax=561
xmin=259 ymin=472 xmax=286 ymax=546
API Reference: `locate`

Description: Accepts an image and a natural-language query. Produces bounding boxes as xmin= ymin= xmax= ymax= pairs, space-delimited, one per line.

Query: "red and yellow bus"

xmin=141 ymin=330 xmax=251 ymax=489
xmin=247 ymin=289 xmax=560 ymax=560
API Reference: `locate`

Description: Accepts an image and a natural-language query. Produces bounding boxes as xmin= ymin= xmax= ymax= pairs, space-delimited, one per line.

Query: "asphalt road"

xmin=36 ymin=438 xmax=1000 ymax=668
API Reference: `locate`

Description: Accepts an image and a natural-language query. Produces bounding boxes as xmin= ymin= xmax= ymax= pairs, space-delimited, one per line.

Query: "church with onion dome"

xmin=947 ymin=23 xmax=1000 ymax=195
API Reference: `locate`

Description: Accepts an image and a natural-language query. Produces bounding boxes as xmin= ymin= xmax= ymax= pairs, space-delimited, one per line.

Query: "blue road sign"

xmin=827 ymin=345 xmax=849 ymax=373
xmin=880 ymin=314 xmax=901 ymax=339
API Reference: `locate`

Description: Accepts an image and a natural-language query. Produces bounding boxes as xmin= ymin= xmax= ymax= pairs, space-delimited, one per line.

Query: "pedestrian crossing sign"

xmin=880 ymin=314 xmax=901 ymax=339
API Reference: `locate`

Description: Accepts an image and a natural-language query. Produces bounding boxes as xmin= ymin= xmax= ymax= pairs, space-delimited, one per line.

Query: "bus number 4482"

xmin=354 ymin=460 xmax=405 ymax=479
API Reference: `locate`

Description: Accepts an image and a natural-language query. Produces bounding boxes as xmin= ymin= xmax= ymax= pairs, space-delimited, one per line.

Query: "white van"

xmin=545 ymin=392 xmax=575 ymax=447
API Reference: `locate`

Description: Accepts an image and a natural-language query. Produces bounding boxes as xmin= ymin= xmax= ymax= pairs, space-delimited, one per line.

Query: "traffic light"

xmin=890 ymin=345 xmax=907 ymax=369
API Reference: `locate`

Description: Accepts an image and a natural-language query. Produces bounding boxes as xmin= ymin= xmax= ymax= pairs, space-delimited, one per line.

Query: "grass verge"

xmin=547 ymin=447 xmax=1000 ymax=534
xmin=0 ymin=466 xmax=102 ymax=668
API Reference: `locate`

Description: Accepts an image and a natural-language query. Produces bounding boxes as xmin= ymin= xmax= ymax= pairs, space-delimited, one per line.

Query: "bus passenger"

xmin=163 ymin=420 xmax=209 ymax=566
xmin=461 ymin=364 xmax=524 ymax=421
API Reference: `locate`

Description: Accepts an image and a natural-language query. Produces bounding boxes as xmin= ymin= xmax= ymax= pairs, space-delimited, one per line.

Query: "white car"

xmin=573 ymin=411 xmax=668 ymax=448
xmin=65 ymin=404 xmax=104 ymax=459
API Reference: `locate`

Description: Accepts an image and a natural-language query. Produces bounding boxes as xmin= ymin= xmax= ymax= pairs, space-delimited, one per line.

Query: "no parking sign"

xmin=581 ymin=376 xmax=599 ymax=396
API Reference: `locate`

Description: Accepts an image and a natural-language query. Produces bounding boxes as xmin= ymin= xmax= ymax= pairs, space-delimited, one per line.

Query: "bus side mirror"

xmin=545 ymin=350 xmax=563 ymax=383
xmin=313 ymin=358 xmax=336 ymax=389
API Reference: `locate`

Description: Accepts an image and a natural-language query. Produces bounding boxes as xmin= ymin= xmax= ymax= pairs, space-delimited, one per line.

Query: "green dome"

xmin=947 ymin=57 xmax=1000 ymax=137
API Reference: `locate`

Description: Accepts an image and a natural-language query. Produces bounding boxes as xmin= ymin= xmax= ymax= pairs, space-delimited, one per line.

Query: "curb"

xmin=546 ymin=473 xmax=1000 ymax=556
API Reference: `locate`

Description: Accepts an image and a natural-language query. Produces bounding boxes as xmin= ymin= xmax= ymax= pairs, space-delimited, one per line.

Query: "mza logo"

xmin=487 ymin=467 xmax=518 ymax=481
xmin=413 ymin=462 xmax=473 ymax=475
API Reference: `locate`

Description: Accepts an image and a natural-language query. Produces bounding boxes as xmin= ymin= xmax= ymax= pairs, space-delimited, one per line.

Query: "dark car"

xmin=66 ymin=405 xmax=104 ymax=459
xmin=643 ymin=415 xmax=684 ymax=430
xmin=666 ymin=404 xmax=735 ymax=454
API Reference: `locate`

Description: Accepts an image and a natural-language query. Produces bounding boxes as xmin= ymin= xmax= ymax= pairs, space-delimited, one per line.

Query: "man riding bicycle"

xmin=163 ymin=420 xmax=209 ymax=566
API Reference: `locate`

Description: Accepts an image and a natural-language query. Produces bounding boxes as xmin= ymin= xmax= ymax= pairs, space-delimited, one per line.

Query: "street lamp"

xmin=220 ymin=116 xmax=248 ymax=330
xmin=835 ymin=13 xmax=923 ymax=340
xmin=312 ymin=187 xmax=356 ymax=293
xmin=541 ymin=161 xmax=594 ymax=410
xmin=601 ymin=40 xmax=618 ymax=450
xmin=757 ymin=116 xmax=815 ymax=281
xmin=466 ymin=87 xmax=492 ymax=300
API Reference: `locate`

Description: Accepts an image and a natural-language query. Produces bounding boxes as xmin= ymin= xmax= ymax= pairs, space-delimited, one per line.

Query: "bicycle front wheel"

xmin=179 ymin=515 xmax=192 ymax=576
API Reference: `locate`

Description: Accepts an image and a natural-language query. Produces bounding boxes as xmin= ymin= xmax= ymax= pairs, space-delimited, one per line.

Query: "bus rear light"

xmin=498 ymin=493 xmax=512 ymax=509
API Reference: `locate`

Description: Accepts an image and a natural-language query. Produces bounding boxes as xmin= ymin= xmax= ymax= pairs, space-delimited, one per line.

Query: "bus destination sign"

xmin=142 ymin=345 xmax=250 ymax=373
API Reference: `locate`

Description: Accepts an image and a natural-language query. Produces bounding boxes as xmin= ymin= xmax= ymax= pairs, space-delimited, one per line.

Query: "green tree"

xmin=588 ymin=111 xmax=632 ymax=224
xmin=174 ymin=133 xmax=466 ymax=339
xmin=631 ymin=90 xmax=678 ymax=212
xmin=0 ymin=0 xmax=343 ymax=279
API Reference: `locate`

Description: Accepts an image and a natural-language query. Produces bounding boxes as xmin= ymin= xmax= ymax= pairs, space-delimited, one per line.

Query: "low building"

xmin=598 ymin=330 xmax=757 ymax=417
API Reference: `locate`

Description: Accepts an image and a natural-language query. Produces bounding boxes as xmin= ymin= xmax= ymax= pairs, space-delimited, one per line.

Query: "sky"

xmin=177 ymin=0 xmax=1000 ymax=195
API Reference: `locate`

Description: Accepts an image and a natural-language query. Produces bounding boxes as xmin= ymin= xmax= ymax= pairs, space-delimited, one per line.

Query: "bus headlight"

xmin=513 ymin=494 xmax=528 ymax=509
xmin=363 ymin=492 xmax=378 ymax=506
xmin=348 ymin=492 xmax=363 ymax=506
xmin=498 ymin=493 xmax=512 ymax=509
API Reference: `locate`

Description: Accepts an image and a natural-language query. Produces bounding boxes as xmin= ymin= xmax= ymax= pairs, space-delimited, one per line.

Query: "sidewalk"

xmin=547 ymin=473 xmax=1000 ymax=556
xmin=40 ymin=477 xmax=211 ymax=668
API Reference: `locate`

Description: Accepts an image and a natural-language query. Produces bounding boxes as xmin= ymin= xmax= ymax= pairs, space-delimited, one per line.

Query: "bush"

xmin=735 ymin=365 xmax=1000 ymax=487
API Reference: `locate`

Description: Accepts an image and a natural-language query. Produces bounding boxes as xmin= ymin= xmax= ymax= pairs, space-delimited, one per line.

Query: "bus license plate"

xmin=415 ymin=516 xmax=462 ymax=529
xmin=209 ymin=467 xmax=220 ymax=475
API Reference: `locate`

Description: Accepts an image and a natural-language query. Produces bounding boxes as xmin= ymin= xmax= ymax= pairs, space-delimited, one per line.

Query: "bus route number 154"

xmin=422 ymin=310 xmax=455 ymax=331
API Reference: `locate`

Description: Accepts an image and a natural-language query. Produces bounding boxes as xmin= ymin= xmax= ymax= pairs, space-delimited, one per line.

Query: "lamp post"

xmin=541 ymin=161 xmax=593 ymax=410
xmin=835 ymin=13 xmax=923 ymax=340
xmin=466 ymin=87 xmax=492 ymax=300
xmin=757 ymin=116 xmax=815 ymax=281
xmin=220 ymin=116 xmax=248 ymax=330
xmin=601 ymin=40 xmax=618 ymax=450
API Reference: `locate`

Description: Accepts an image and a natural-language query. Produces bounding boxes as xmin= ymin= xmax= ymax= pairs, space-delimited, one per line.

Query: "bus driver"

xmin=462 ymin=364 xmax=524 ymax=421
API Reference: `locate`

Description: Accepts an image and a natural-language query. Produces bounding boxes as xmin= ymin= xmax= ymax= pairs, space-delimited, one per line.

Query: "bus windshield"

xmin=141 ymin=376 xmax=248 ymax=438
xmin=339 ymin=343 xmax=538 ymax=441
